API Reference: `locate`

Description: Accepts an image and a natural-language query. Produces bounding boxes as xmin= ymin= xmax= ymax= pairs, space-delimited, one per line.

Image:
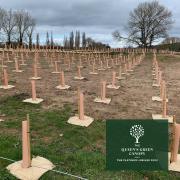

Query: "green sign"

xmin=106 ymin=120 xmax=168 ymax=170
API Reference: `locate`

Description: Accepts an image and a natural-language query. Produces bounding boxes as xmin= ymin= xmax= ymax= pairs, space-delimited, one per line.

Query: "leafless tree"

xmin=50 ymin=31 xmax=54 ymax=48
xmin=46 ymin=31 xmax=50 ymax=47
xmin=0 ymin=8 xmax=5 ymax=31
xmin=82 ymin=32 xmax=86 ymax=48
xmin=26 ymin=17 xmax=35 ymax=49
xmin=0 ymin=8 xmax=5 ymax=41
xmin=75 ymin=31 xmax=80 ymax=48
xmin=36 ymin=33 xmax=40 ymax=48
xmin=1 ymin=9 xmax=16 ymax=46
xmin=69 ymin=31 xmax=74 ymax=49
xmin=14 ymin=10 xmax=32 ymax=46
xmin=63 ymin=36 xmax=69 ymax=49
xmin=113 ymin=1 xmax=173 ymax=48
xmin=86 ymin=37 xmax=94 ymax=47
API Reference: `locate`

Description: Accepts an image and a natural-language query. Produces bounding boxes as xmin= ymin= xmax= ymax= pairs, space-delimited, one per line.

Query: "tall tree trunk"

xmin=29 ymin=36 xmax=32 ymax=50
xmin=7 ymin=34 xmax=11 ymax=47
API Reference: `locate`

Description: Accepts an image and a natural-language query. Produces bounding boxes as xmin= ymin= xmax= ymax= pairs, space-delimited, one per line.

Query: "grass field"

xmin=0 ymin=93 xmax=179 ymax=179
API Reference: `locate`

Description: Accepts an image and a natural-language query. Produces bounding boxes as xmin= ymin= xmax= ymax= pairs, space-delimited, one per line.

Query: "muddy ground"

xmin=0 ymin=53 xmax=179 ymax=122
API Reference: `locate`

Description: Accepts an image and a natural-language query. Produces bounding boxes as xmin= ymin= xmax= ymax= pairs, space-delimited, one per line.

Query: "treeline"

xmin=155 ymin=43 xmax=180 ymax=52
xmin=63 ymin=31 xmax=110 ymax=49
xmin=0 ymin=8 xmax=36 ymax=48
xmin=0 ymin=7 xmax=110 ymax=49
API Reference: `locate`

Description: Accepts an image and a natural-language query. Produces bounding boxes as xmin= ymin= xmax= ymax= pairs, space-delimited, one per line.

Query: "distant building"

xmin=162 ymin=37 xmax=180 ymax=44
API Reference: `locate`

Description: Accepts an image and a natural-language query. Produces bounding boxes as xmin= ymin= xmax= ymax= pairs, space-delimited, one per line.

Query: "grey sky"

xmin=1 ymin=0 xmax=179 ymax=47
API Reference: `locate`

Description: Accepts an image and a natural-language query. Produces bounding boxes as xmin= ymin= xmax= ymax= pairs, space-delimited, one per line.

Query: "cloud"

xmin=0 ymin=0 xmax=179 ymax=47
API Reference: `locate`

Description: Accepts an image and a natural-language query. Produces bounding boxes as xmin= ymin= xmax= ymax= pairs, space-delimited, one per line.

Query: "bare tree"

xmin=50 ymin=31 xmax=54 ymax=48
xmin=86 ymin=37 xmax=94 ymax=48
xmin=46 ymin=31 xmax=50 ymax=47
xmin=26 ymin=17 xmax=35 ymax=49
xmin=1 ymin=9 xmax=16 ymax=46
xmin=0 ymin=8 xmax=5 ymax=31
xmin=14 ymin=10 xmax=32 ymax=46
xmin=0 ymin=8 xmax=5 ymax=41
xmin=113 ymin=1 xmax=173 ymax=48
xmin=75 ymin=31 xmax=80 ymax=48
xmin=82 ymin=32 xmax=86 ymax=48
xmin=63 ymin=36 xmax=70 ymax=49
xmin=69 ymin=31 xmax=74 ymax=49
xmin=36 ymin=33 xmax=40 ymax=48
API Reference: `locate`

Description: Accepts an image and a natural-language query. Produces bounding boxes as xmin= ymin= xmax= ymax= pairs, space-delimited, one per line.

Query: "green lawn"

xmin=0 ymin=95 xmax=178 ymax=179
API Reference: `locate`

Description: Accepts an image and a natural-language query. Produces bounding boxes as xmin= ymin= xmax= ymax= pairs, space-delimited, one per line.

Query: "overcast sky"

xmin=1 ymin=0 xmax=180 ymax=47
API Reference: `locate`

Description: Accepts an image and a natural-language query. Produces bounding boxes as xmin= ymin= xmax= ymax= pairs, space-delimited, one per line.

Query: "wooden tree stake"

xmin=22 ymin=119 xmax=31 ymax=168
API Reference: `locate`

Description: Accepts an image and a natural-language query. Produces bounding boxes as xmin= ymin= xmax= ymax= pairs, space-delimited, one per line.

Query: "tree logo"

xmin=130 ymin=124 xmax=144 ymax=143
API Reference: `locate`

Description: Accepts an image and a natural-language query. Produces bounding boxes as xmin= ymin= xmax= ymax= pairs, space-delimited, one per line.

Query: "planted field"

xmin=0 ymin=50 xmax=180 ymax=179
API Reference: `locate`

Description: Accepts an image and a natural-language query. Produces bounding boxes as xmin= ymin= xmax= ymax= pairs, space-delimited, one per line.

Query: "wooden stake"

xmin=26 ymin=114 xmax=31 ymax=164
xmin=89 ymin=63 xmax=98 ymax=75
xmin=22 ymin=118 xmax=31 ymax=168
xmin=162 ymin=86 xmax=167 ymax=118
xmin=67 ymin=58 xmax=71 ymax=70
xmin=124 ymin=63 xmax=127 ymax=74
xmin=31 ymin=80 xmax=37 ymax=101
xmin=119 ymin=65 xmax=122 ymax=78
xmin=3 ymin=68 xmax=8 ymax=87
xmin=78 ymin=91 xmax=84 ymax=120
xmin=60 ymin=71 xmax=65 ymax=87
xmin=158 ymin=71 xmax=162 ymax=86
xmin=170 ymin=121 xmax=180 ymax=163
xmin=160 ymin=80 xmax=165 ymax=99
xmin=78 ymin=66 xmax=81 ymax=78
xmin=170 ymin=115 xmax=176 ymax=163
xmin=112 ymin=71 xmax=116 ymax=87
xmin=55 ymin=61 xmax=58 ymax=72
xmin=92 ymin=63 xmax=95 ymax=73
xmin=20 ymin=53 xmax=26 ymax=65
xmin=67 ymin=89 xmax=94 ymax=127
xmin=106 ymin=58 xmax=111 ymax=69
xmin=15 ymin=59 xmax=19 ymax=71
xmin=98 ymin=61 xmax=105 ymax=70
xmin=101 ymin=81 xmax=106 ymax=100
xmin=33 ymin=64 xmax=38 ymax=78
